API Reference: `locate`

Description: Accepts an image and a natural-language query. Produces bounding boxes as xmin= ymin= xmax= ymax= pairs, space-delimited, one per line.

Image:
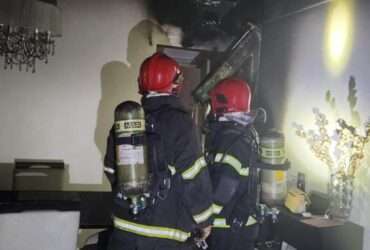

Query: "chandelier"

xmin=0 ymin=0 xmax=61 ymax=73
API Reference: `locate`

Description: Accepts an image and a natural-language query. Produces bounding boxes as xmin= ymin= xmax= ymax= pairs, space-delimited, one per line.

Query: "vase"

xmin=327 ymin=173 xmax=354 ymax=220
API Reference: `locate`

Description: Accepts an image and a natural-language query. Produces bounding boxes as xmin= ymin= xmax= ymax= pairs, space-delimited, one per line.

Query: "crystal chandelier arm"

xmin=0 ymin=0 xmax=61 ymax=72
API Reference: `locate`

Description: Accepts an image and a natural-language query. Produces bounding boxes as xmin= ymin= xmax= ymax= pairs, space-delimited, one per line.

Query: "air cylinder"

xmin=260 ymin=130 xmax=287 ymax=205
xmin=114 ymin=101 xmax=149 ymax=197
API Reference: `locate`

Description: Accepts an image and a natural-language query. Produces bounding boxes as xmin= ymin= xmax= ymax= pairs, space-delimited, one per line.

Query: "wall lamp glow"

xmin=324 ymin=0 xmax=355 ymax=76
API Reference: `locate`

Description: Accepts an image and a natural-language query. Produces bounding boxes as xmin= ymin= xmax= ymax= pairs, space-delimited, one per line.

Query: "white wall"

xmin=0 ymin=0 xmax=170 ymax=184
xmin=259 ymin=0 xmax=370 ymax=248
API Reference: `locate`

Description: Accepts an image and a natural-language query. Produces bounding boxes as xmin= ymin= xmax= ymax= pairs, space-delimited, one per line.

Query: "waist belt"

xmin=213 ymin=216 xmax=257 ymax=229
xmin=113 ymin=216 xmax=191 ymax=242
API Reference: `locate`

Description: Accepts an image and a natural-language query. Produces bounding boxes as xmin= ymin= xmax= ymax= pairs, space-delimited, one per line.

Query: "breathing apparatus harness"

xmin=113 ymin=100 xmax=185 ymax=216
xmin=204 ymin=117 xmax=260 ymax=231
xmin=145 ymin=105 xmax=180 ymax=206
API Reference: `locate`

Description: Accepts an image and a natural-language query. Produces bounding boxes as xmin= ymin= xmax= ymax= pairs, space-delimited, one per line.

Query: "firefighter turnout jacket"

xmin=104 ymin=95 xmax=214 ymax=246
xmin=205 ymin=120 xmax=259 ymax=229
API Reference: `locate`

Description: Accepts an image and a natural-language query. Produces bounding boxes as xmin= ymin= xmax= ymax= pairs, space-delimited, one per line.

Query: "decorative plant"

xmin=293 ymin=109 xmax=370 ymax=177
xmin=292 ymin=76 xmax=370 ymax=219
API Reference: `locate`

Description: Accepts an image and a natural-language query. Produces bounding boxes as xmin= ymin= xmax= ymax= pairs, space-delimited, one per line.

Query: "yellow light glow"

xmin=293 ymin=110 xmax=370 ymax=178
xmin=283 ymin=107 xmax=338 ymax=188
xmin=324 ymin=0 xmax=355 ymax=75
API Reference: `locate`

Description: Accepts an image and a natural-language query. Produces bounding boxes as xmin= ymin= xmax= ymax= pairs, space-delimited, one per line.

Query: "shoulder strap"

xmin=229 ymin=126 xmax=260 ymax=229
xmin=205 ymin=125 xmax=254 ymax=167
xmin=145 ymin=105 xmax=171 ymax=172
xmin=145 ymin=105 xmax=186 ymax=202
xmin=146 ymin=104 xmax=186 ymax=170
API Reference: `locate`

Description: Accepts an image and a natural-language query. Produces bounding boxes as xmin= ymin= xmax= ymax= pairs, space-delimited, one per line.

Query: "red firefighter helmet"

xmin=138 ymin=52 xmax=182 ymax=94
xmin=209 ymin=78 xmax=252 ymax=115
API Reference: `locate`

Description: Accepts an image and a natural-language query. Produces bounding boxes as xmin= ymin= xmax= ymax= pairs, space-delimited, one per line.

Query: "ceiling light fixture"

xmin=0 ymin=0 xmax=61 ymax=73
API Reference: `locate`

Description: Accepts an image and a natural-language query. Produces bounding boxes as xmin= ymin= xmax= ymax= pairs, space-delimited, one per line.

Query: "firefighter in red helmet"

xmin=104 ymin=52 xmax=213 ymax=250
xmin=138 ymin=52 xmax=183 ymax=95
xmin=205 ymin=78 xmax=260 ymax=250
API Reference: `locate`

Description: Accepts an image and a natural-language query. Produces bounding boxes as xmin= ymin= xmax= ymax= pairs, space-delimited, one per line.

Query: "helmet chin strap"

xmin=172 ymin=71 xmax=184 ymax=95
xmin=171 ymin=83 xmax=182 ymax=96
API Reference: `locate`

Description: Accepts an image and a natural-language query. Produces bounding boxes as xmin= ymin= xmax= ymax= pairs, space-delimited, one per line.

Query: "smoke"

xmin=145 ymin=0 xmax=240 ymax=49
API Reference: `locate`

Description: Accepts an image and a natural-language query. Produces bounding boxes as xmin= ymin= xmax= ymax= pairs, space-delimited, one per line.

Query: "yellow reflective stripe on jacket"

xmin=214 ymin=153 xmax=249 ymax=176
xmin=213 ymin=217 xmax=257 ymax=228
xmin=113 ymin=217 xmax=191 ymax=242
xmin=213 ymin=218 xmax=230 ymax=228
xmin=168 ymin=165 xmax=176 ymax=175
xmin=181 ymin=157 xmax=207 ymax=180
xmin=212 ymin=203 xmax=223 ymax=214
xmin=193 ymin=204 xmax=214 ymax=224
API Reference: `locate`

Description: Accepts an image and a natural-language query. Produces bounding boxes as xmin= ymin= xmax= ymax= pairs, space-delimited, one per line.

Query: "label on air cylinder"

xmin=115 ymin=120 xmax=145 ymax=133
xmin=117 ymin=144 xmax=144 ymax=165
xmin=260 ymin=147 xmax=285 ymax=159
